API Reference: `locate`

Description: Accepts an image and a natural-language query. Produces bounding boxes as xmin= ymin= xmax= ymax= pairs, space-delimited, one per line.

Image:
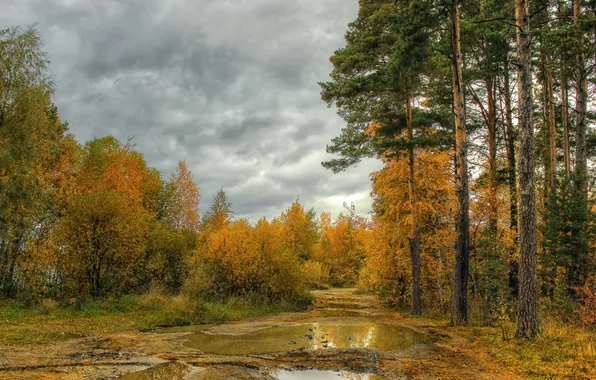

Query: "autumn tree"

xmin=0 ymin=26 xmax=72 ymax=298
xmin=202 ymin=188 xmax=233 ymax=231
xmin=56 ymin=191 xmax=148 ymax=297
xmin=316 ymin=206 xmax=367 ymax=286
xmin=54 ymin=137 xmax=154 ymax=297
xmin=320 ymin=0 xmax=451 ymax=315
xmin=166 ymin=161 xmax=200 ymax=232
xmin=187 ymin=208 xmax=308 ymax=302
xmin=279 ymin=199 xmax=318 ymax=262
xmin=141 ymin=162 xmax=200 ymax=293
xmin=360 ymin=149 xmax=456 ymax=310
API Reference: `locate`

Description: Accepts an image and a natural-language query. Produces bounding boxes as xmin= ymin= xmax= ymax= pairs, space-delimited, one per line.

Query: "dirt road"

xmin=0 ymin=289 xmax=521 ymax=379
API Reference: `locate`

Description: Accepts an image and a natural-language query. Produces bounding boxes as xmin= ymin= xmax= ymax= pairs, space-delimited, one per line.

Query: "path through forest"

xmin=0 ymin=289 xmax=521 ymax=379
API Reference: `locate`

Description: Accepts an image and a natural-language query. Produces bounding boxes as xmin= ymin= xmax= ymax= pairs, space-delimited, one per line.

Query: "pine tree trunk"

xmin=545 ymin=54 xmax=557 ymax=192
xmin=503 ymin=60 xmax=519 ymax=299
xmin=515 ymin=0 xmax=539 ymax=339
xmin=561 ymin=71 xmax=571 ymax=177
xmin=406 ymin=97 xmax=422 ymax=316
xmin=451 ymin=2 xmax=469 ymax=326
xmin=572 ymin=0 xmax=589 ymax=285
xmin=487 ymin=76 xmax=498 ymax=232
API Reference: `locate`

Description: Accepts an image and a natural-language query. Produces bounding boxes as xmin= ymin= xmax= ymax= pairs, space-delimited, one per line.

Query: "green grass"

xmin=0 ymin=293 xmax=312 ymax=346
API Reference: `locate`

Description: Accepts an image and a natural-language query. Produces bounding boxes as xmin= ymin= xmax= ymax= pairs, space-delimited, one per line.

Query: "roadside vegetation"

xmin=0 ymin=291 xmax=312 ymax=346
xmin=1 ymin=0 xmax=595 ymax=373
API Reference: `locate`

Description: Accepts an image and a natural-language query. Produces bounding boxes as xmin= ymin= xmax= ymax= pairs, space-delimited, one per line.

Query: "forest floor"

xmin=0 ymin=288 xmax=543 ymax=380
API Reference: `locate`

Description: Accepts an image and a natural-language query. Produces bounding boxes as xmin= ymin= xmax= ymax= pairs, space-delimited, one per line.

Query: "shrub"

xmin=301 ymin=260 xmax=330 ymax=289
xmin=39 ymin=298 xmax=59 ymax=315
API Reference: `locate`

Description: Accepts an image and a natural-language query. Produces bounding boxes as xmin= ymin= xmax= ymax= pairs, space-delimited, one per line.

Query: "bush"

xmin=39 ymin=298 xmax=59 ymax=315
xmin=185 ymin=218 xmax=309 ymax=303
xmin=136 ymin=288 xmax=169 ymax=311
xmin=574 ymin=281 xmax=596 ymax=326
xmin=300 ymin=260 xmax=330 ymax=289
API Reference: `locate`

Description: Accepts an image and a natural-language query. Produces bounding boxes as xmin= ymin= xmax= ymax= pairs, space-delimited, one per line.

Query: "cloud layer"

xmin=2 ymin=0 xmax=381 ymax=220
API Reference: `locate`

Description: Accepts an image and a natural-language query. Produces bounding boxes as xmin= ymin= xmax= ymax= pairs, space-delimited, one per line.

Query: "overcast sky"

xmin=2 ymin=0 xmax=381 ymax=220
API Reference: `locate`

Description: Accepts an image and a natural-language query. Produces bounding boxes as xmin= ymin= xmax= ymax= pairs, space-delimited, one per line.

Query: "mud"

xmin=0 ymin=289 xmax=522 ymax=379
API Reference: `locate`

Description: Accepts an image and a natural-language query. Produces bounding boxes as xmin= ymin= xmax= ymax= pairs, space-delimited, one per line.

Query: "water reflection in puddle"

xmin=167 ymin=321 xmax=426 ymax=355
xmin=270 ymin=369 xmax=385 ymax=380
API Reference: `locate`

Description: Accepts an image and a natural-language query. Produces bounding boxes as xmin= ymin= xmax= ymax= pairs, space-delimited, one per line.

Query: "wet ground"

xmin=0 ymin=289 xmax=522 ymax=379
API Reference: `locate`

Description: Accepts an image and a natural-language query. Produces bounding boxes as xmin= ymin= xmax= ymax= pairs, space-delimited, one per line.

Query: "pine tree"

xmin=515 ymin=0 xmax=539 ymax=339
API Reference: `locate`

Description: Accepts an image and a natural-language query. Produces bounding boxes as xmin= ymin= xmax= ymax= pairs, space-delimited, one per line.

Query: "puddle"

xmin=267 ymin=369 xmax=385 ymax=380
xmin=169 ymin=321 xmax=426 ymax=355
xmin=311 ymin=308 xmax=377 ymax=318
xmin=118 ymin=361 xmax=199 ymax=379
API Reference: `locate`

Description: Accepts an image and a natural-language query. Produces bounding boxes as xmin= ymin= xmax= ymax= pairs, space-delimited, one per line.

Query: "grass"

xmin=459 ymin=315 xmax=596 ymax=379
xmin=390 ymin=301 xmax=595 ymax=379
xmin=0 ymin=292 xmax=312 ymax=346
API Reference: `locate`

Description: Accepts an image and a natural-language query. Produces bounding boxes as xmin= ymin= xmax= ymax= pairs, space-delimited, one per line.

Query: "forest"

xmin=0 ymin=0 xmax=595 ymax=377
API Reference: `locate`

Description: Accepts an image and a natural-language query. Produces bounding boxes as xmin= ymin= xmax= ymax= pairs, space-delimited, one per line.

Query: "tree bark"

xmin=503 ymin=59 xmax=519 ymax=299
xmin=406 ymin=97 xmax=422 ymax=316
xmin=545 ymin=54 xmax=557 ymax=192
xmin=572 ymin=0 xmax=589 ymax=286
xmin=450 ymin=2 xmax=470 ymax=326
xmin=515 ymin=0 xmax=539 ymax=339
xmin=573 ymin=0 xmax=588 ymax=196
xmin=486 ymin=76 xmax=498 ymax=232
xmin=561 ymin=71 xmax=571 ymax=177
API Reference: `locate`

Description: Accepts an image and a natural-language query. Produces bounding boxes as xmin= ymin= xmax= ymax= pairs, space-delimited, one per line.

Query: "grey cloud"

xmin=1 ymin=0 xmax=377 ymax=220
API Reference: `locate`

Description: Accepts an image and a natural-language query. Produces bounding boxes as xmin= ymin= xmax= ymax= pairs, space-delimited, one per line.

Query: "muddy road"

xmin=0 ymin=289 xmax=520 ymax=379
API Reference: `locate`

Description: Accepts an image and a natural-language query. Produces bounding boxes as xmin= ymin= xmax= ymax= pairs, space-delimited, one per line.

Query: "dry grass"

xmin=468 ymin=316 xmax=596 ymax=379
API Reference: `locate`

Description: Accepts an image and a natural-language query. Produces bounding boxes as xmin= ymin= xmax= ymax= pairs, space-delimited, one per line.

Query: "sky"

xmin=2 ymin=0 xmax=382 ymax=220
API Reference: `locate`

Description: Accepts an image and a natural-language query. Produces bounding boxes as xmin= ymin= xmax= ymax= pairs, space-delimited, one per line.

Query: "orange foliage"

xmin=574 ymin=281 xmax=596 ymax=325
xmin=188 ymin=215 xmax=306 ymax=301
xmin=360 ymin=149 xmax=456 ymax=309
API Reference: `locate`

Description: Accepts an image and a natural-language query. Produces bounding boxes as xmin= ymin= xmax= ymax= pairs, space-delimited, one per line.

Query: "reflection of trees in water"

xmin=182 ymin=322 xmax=424 ymax=355
xmin=268 ymin=368 xmax=383 ymax=379
xmin=309 ymin=322 xmax=378 ymax=350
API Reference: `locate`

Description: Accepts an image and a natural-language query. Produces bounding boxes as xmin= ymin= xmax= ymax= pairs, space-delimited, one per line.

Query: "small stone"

xmin=288 ymin=340 xmax=296 ymax=345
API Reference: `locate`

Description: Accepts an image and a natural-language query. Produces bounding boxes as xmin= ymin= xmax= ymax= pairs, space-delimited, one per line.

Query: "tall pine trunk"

xmin=571 ymin=0 xmax=589 ymax=287
xmin=406 ymin=97 xmax=422 ymax=316
xmin=503 ymin=59 xmax=519 ymax=299
xmin=451 ymin=1 xmax=470 ymax=326
xmin=545 ymin=54 xmax=557 ymax=192
xmin=515 ymin=0 xmax=539 ymax=339
xmin=561 ymin=71 xmax=571 ymax=177
xmin=487 ymin=76 xmax=498 ymax=232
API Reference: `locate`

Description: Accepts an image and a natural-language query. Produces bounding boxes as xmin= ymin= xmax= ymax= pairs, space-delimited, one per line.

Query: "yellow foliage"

xmin=360 ymin=149 xmax=455 ymax=309
xmin=188 ymin=216 xmax=307 ymax=301
xmin=279 ymin=199 xmax=318 ymax=261
xmin=301 ymin=260 xmax=330 ymax=289
xmin=55 ymin=191 xmax=148 ymax=297
xmin=314 ymin=210 xmax=368 ymax=286
xmin=169 ymin=161 xmax=201 ymax=231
